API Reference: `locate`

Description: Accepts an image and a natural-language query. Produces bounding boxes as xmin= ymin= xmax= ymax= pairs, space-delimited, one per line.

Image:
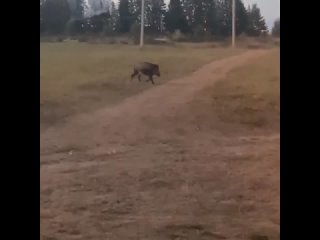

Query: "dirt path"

xmin=41 ymin=50 xmax=279 ymax=240
xmin=40 ymin=50 xmax=268 ymax=155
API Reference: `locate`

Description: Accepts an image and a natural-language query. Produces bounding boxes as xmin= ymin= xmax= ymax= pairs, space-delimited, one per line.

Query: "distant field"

xmin=40 ymin=43 xmax=243 ymax=128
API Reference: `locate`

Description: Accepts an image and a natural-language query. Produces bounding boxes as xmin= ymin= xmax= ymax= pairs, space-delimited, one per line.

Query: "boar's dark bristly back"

xmin=142 ymin=62 xmax=157 ymax=68
xmin=131 ymin=62 xmax=160 ymax=85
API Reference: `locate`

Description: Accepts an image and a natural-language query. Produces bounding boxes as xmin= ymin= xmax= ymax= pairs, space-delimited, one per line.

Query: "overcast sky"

xmin=243 ymin=0 xmax=280 ymax=29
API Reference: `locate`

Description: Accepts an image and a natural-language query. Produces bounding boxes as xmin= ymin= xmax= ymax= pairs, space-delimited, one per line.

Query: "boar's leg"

xmin=149 ymin=75 xmax=154 ymax=85
xmin=131 ymin=70 xmax=138 ymax=81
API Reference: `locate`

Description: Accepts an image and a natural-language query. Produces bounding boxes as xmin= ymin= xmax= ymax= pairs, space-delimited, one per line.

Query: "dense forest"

xmin=40 ymin=0 xmax=279 ymax=39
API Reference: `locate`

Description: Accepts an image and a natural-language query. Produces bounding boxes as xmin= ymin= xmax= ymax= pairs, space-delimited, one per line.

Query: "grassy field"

xmin=41 ymin=49 xmax=280 ymax=240
xmin=212 ymin=49 xmax=280 ymax=129
xmin=184 ymin=49 xmax=280 ymax=239
xmin=40 ymin=42 xmax=243 ymax=128
xmin=189 ymin=49 xmax=280 ymax=135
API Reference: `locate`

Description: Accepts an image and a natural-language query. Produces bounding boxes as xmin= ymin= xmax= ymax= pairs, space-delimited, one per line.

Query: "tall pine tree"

xmin=203 ymin=0 xmax=217 ymax=35
xmin=165 ymin=0 xmax=189 ymax=33
xmin=193 ymin=0 xmax=205 ymax=28
xmin=146 ymin=0 xmax=166 ymax=33
xmin=119 ymin=0 xmax=133 ymax=32
xmin=216 ymin=0 xmax=232 ymax=37
xmin=215 ymin=0 xmax=248 ymax=37
xmin=272 ymin=18 xmax=280 ymax=37
xmin=180 ymin=0 xmax=219 ymax=35
xmin=246 ymin=3 xmax=267 ymax=36
xmin=42 ymin=0 xmax=71 ymax=34
xmin=182 ymin=0 xmax=194 ymax=28
xmin=235 ymin=0 xmax=248 ymax=35
xmin=128 ymin=0 xmax=140 ymax=23
xmin=73 ymin=0 xmax=85 ymax=19
xmin=110 ymin=1 xmax=120 ymax=31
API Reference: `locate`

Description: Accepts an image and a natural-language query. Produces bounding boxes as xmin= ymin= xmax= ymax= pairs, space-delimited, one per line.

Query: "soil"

xmin=40 ymin=50 xmax=279 ymax=240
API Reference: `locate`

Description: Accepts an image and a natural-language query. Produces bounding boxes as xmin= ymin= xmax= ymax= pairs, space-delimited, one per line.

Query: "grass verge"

xmin=40 ymin=43 xmax=244 ymax=128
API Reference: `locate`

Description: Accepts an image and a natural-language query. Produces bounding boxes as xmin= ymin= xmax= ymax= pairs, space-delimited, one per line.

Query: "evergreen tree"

xmin=203 ymin=0 xmax=217 ymax=34
xmin=246 ymin=3 xmax=267 ymax=36
xmin=126 ymin=0 xmax=166 ymax=33
xmin=110 ymin=1 xmax=120 ymax=31
xmin=215 ymin=0 xmax=248 ymax=37
xmin=129 ymin=0 xmax=140 ymax=23
xmin=272 ymin=18 xmax=280 ymax=37
xmin=180 ymin=0 xmax=219 ymax=35
xmin=235 ymin=0 xmax=248 ymax=35
xmin=119 ymin=0 xmax=133 ymax=32
xmin=165 ymin=0 xmax=189 ymax=33
xmin=73 ymin=0 xmax=85 ymax=19
xmin=182 ymin=0 xmax=194 ymax=27
xmin=87 ymin=12 xmax=111 ymax=33
xmin=146 ymin=0 xmax=166 ymax=33
xmin=193 ymin=0 xmax=204 ymax=28
xmin=216 ymin=0 xmax=232 ymax=37
xmin=42 ymin=0 xmax=71 ymax=34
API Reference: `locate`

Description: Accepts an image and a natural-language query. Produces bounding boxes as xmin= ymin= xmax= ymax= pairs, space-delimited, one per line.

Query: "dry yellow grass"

xmin=212 ymin=49 xmax=280 ymax=129
xmin=41 ymin=49 xmax=280 ymax=240
xmin=182 ymin=50 xmax=280 ymax=239
xmin=188 ymin=49 xmax=279 ymax=136
xmin=40 ymin=42 xmax=243 ymax=127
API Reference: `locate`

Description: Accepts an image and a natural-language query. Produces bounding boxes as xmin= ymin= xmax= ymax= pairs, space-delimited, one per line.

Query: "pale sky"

xmin=243 ymin=0 xmax=280 ymax=29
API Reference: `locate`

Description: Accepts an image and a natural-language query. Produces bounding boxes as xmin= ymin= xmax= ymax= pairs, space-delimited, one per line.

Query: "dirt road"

xmin=41 ymin=50 xmax=279 ymax=240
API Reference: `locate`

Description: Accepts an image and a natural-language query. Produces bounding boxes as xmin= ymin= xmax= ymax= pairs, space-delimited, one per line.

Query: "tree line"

xmin=40 ymin=0 xmax=279 ymax=39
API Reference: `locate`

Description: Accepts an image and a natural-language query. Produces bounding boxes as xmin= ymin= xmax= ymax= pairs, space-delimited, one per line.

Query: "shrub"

xmin=102 ymin=24 xmax=115 ymax=36
xmin=192 ymin=25 xmax=205 ymax=42
xmin=171 ymin=29 xmax=187 ymax=42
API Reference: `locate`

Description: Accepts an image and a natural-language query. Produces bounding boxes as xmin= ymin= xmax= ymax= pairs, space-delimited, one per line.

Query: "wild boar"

xmin=131 ymin=62 xmax=161 ymax=85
